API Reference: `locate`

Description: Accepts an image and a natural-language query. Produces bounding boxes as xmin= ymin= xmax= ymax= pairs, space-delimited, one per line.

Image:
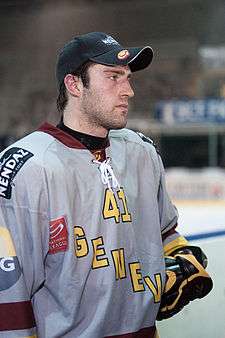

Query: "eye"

xmin=109 ymin=74 xmax=118 ymax=81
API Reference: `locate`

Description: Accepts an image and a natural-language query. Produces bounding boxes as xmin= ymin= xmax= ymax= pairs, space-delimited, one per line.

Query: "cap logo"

xmin=117 ymin=50 xmax=130 ymax=60
xmin=102 ymin=36 xmax=119 ymax=45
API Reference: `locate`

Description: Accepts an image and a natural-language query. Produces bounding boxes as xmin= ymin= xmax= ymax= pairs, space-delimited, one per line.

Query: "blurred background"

xmin=1 ymin=0 xmax=225 ymax=337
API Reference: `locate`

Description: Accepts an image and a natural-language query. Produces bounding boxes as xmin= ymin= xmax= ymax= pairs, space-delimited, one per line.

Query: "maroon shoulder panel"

xmin=105 ymin=326 xmax=156 ymax=338
xmin=38 ymin=123 xmax=87 ymax=149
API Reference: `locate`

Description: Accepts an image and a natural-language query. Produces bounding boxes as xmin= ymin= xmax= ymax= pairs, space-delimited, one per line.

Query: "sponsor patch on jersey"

xmin=49 ymin=216 xmax=68 ymax=254
xmin=0 ymin=256 xmax=21 ymax=291
xmin=117 ymin=49 xmax=130 ymax=60
xmin=0 ymin=227 xmax=21 ymax=291
xmin=0 ymin=147 xmax=34 ymax=199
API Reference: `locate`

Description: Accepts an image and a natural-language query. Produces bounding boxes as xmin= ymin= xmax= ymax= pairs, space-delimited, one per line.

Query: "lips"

xmin=116 ymin=104 xmax=128 ymax=110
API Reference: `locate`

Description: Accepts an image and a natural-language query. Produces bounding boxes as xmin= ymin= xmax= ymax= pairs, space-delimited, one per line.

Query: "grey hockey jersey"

xmin=0 ymin=123 xmax=179 ymax=338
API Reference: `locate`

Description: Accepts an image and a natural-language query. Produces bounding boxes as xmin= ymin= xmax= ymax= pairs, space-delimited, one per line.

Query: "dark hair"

xmin=56 ymin=61 xmax=93 ymax=114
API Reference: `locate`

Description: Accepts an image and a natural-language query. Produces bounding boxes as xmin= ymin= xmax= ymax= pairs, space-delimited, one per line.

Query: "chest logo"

xmin=49 ymin=216 xmax=69 ymax=254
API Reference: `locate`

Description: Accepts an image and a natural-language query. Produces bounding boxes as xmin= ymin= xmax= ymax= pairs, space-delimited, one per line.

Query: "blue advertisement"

xmin=155 ymin=99 xmax=225 ymax=124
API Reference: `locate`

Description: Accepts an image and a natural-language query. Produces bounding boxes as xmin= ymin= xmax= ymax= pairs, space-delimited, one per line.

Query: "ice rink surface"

xmin=158 ymin=202 xmax=225 ymax=338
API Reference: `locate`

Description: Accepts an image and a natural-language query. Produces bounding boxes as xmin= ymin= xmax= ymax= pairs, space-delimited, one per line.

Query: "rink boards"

xmin=158 ymin=200 xmax=225 ymax=338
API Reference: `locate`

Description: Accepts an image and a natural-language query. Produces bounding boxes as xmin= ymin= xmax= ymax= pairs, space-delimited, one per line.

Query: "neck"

xmin=63 ymin=107 xmax=108 ymax=138
xmin=57 ymin=120 xmax=109 ymax=151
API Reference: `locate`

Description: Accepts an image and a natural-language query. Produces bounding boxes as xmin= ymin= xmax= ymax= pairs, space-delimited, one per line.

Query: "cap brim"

xmin=90 ymin=46 xmax=153 ymax=72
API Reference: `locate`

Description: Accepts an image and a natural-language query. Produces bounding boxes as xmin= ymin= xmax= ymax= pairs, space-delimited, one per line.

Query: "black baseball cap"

xmin=56 ymin=32 xmax=153 ymax=88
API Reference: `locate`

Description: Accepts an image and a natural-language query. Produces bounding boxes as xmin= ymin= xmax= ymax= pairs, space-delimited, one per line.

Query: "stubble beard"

xmin=81 ymin=89 xmax=128 ymax=132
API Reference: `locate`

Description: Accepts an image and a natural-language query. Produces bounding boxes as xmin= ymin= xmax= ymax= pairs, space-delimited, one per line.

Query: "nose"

xmin=121 ymin=79 xmax=134 ymax=98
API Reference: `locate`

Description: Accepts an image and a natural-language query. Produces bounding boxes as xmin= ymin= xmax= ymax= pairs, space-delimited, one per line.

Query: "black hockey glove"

xmin=157 ymin=246 xmax=213 ymax=321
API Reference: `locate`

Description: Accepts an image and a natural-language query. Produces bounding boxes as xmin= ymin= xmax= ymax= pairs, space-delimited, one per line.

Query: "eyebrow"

xmin=103 ymin=68 xmax=132 ymax=77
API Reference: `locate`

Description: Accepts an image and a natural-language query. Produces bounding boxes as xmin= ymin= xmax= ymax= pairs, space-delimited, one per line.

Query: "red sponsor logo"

xmin=49 ymin=216 xmax=68 ymax=254
xmin=117 ymin=49 xmax=130 ymax=60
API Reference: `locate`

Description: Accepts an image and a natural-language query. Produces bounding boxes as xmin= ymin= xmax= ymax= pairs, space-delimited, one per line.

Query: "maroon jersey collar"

xmin=38 ymin=123 xmax=87 ymax=149
xmin=38 ymin=123 xmax=109 ymax=158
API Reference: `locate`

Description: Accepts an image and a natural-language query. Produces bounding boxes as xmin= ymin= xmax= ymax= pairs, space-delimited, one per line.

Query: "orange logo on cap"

xmin=117 ymin=50 xmax=130 ymax=60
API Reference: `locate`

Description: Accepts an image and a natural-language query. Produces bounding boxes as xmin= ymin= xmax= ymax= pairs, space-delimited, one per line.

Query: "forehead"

xmin=89 ymin=63 xmax=131 ymax=75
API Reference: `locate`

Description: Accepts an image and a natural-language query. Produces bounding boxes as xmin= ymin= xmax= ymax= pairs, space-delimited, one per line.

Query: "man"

xmin=0 ymin=32 xmax=212 ymax=338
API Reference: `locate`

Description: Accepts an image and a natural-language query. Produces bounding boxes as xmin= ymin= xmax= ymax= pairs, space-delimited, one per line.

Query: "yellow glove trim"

xmin=163 ymin=236 xmax=189 ymax=256
xmin=160 ymin=254 xmax=211 ymax=313
xmin=164 ymin=268 xmax=177 ymax=293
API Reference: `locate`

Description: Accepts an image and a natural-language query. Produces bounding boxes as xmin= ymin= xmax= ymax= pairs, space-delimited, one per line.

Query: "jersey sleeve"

xmin=0 ymin=151 xmax=49 ymax=337
xmin=134 ymin=131 xmax=178 ymax=234
xmin=157 ymin=154 xmax=178 ymax=234
xmin=134 ymin=131 xmax=189 ymax=255
xmin=156 ymin=154 xmax=189 ymax=253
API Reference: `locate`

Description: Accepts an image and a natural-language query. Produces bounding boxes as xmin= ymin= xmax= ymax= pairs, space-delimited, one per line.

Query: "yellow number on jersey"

xmin=102 ymin=188 xmax=132 ymax=223
xmin=103 ymin=189 xmax=120 ymax=223
xmin=118 ymin=189 xmax=132 ymax=222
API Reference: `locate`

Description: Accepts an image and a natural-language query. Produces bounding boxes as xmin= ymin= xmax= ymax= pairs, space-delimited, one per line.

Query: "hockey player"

xmin=0 ymin=32 xmax=212 ymax=338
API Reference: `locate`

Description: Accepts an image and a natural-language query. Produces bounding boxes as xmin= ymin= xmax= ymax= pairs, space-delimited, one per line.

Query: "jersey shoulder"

xmin=109 ymin=128 xmax=157 ymax=150
xmin=0 ymin=130 xmax=56 ymax=182
xmin=0 ymin=131 xmax=61 ymax=200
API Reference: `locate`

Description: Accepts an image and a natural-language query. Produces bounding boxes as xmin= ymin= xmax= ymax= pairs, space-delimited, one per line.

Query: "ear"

xmin=64 ymin=74 xmax=82 ymax=97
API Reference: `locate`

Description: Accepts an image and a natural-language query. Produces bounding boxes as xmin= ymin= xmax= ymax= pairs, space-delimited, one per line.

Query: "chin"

xmin=110 ymin=122 xmax=127 ymax=130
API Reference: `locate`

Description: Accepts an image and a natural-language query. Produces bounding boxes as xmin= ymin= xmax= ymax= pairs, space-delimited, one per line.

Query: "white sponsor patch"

xmin=0 ymin=147 xmax=33 ymax=199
